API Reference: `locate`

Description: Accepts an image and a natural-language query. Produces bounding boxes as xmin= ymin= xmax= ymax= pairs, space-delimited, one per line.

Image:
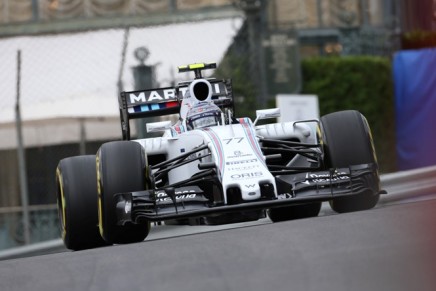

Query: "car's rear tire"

xmin=267 ymin=202 xmax=322 ymax=222
xmin=321 ymin=110 xmax=380 ymax=213
xmin=56 ymin=156 xmax=108 ymax=250
xmin=97 ymin=141 xmax=151 ymax=244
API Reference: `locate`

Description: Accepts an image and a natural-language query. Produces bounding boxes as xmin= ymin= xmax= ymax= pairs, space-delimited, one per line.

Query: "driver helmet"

xmin=186 ymin=102 xmax=222 ymax=130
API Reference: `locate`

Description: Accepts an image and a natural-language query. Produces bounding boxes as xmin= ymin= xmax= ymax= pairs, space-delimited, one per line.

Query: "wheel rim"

xmin=56 ymin=167 xmax=67 ymax=240
xmin=96 ymin=152 xmax=105 ymax=239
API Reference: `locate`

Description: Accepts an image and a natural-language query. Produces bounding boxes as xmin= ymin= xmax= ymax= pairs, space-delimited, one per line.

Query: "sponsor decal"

xmin=230 ymin=172 xmax=263 ymax=180
xmin=156 ymin=194 xmax=197 ymax=202
xmin=129 ymin=89 xmax=179 ymax=104
xmin=155 ymin=190 xmax=198 ymax=202
xmin=213 ymin=83 xmax=222 ymax=95
xmin=156 ymin=189 xmax=196 ymax=196
xmin=128 ymin=82 xmax=226 ymax=105
xmin=302 ymin=172 xmax=349 ymax=184
xmin=226 ymin=159 xmax=257 ymax=165
xmin=227 ymin=165 xmax=260 ymax=171
xmin=226 ymin=151 xmax=253 ymax=159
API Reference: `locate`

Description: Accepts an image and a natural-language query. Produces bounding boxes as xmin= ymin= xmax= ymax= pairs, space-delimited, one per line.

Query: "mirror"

xmin=146 ymin=120 xmax=172 ymax=133
xmin=254 ymin=108 xmax=281 ymax=124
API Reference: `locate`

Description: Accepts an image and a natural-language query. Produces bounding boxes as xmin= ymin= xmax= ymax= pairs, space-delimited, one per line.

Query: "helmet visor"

xmin=191 ymin=115 xmax=219 ymax=129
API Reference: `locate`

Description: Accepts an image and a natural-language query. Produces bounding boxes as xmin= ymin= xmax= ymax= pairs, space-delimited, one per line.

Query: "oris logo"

xmin=230 ymin=172 xmax=263 ymax=180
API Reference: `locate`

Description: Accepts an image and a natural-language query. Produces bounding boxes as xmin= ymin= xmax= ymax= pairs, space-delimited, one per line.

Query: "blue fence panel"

xmin=394 ymin=48 xmax=436 ymax=170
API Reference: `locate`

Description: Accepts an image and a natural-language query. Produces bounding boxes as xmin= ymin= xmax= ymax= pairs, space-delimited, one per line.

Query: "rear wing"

xmin=119 ymin=79 xmax=234 ymax=140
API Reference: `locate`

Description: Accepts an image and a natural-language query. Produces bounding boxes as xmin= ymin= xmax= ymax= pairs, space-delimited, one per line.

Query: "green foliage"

xmin=301 ymin=56 xmax=396 ymax=172
xmin=214 ymin=54 xmax=257 ymax=120
xmin=215 ymin=54 xmax=397 ymax=172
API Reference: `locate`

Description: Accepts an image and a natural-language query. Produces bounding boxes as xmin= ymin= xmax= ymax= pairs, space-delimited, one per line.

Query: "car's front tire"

xmin=56 ymin=156 xmax=108 ymax=250
xmin=321 ymin=110 xmax=380 ymax=213
xmin=97 ymin=141 xmax=151 ymax=244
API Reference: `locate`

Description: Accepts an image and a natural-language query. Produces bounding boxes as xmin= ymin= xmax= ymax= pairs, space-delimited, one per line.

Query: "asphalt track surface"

xmin=1 ymin=198 xmax=436 ymax=291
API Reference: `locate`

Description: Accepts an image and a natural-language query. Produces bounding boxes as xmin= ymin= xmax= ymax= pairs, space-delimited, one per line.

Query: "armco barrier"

xmin=379 ymin=165 xmax=436 ymax=203
xmin=1 ymin=165 xmax=436 ymax=261
xmin=0 ymin=239 xmax=64 ymax=261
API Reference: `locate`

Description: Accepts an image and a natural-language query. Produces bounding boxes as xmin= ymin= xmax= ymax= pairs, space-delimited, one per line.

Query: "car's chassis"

xmin=114 ymin=115 xmax=383 ymax=225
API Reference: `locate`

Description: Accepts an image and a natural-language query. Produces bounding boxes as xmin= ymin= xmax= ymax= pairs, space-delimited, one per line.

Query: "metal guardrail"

xmin=1 ymin=165 xmax=436 ymax=261
xmin=0 ymin=239 xmax=64 ymax=261
xmin=0 ymin=206 xmax=59 ymax=250
xmin=379 ymin=165 xmax=436 ymax=204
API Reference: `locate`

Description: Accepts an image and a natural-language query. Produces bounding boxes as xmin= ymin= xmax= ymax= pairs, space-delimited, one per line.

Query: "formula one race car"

xmin=56 ymin=62 xmax=384 ymax=250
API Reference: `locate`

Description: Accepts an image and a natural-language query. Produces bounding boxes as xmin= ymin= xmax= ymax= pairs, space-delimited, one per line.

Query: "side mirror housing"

xmin=254 ymin=108 xmax=281 ymax=124
xmin=146 ymin=121 xmax=172 ymax=133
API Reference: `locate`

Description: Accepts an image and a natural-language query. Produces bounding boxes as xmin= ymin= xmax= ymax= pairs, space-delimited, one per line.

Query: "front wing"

xmin=115 ymin=163 xmax=382 ymax=224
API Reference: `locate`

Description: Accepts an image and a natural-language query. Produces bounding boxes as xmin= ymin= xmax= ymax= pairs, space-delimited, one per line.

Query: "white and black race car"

xmin=56 ymin=62 xmax=385 ymax=250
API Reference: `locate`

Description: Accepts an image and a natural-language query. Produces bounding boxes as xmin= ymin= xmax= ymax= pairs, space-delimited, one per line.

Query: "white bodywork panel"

xmin=202 ymin=122 xmax=275 ymax=203
xmin=255 ymin=122 xmax=316 ymax=143
xmin=134 ymin=120 xmax=317 ymax=204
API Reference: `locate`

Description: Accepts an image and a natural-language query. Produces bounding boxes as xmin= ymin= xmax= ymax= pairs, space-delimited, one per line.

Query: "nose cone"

xmin=240 ymin=182 xmax=261 ymax=200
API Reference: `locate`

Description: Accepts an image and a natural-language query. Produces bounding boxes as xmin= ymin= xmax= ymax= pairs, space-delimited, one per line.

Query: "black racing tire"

xmin=321 ymin=110 xmax=380 ymax=213
xmin=56 ymin=156 xmax=108 ymax=250
xmin=97 ymin=141 xmax=151 ymax=244
xmin=267 ymin=202 xmax=322 ymax=223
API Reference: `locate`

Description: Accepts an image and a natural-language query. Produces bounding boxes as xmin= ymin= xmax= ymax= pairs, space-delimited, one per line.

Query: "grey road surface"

xmin=1 ymin=199 xmax=435 ymax=291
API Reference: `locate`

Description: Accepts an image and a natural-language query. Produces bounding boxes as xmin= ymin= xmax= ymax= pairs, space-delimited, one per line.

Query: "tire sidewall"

xmin=97 ymin=141 xmax=150 ymax=244
xmin=56 ymin=155 xmax=106 ymax=250
xmin=321 ymin=110 xmax=376 ymax=168
xmin=320 ymin=110 xmax=380 ymax=212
